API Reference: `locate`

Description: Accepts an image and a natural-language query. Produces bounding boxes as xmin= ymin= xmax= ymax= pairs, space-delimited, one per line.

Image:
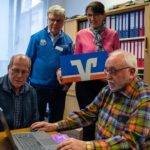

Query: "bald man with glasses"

xmin=0 ymin=54 xmax=39 ymax=131
xmin=31 ymin=50 xmax=150 ymax=150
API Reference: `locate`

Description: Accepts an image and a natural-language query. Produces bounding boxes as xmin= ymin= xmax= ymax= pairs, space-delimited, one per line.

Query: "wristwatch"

xmin=86 ymin=142 xmax=92 ymax=150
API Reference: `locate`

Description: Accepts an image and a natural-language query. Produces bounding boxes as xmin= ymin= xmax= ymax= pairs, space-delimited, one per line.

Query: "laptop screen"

xmin=0 ymin=107 xmax=18 ymax=150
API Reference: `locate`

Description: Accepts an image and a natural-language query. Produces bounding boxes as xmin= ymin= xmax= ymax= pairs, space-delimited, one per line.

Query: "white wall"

xmin=50 ymin=0 xmax=129 ymax=18
xmin=0 ymin=0 xmax=9 ymax=61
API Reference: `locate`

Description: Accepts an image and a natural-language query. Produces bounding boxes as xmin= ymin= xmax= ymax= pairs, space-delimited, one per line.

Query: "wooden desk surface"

xmin=0 ymin=128 xmax=58 ymax=150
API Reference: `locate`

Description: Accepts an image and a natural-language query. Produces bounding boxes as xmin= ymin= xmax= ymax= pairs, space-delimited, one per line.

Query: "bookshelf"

xmin=63 ymin=2 xmax=150 ymax=118
xmin=63 ymin=2 xmax=150 ymax=85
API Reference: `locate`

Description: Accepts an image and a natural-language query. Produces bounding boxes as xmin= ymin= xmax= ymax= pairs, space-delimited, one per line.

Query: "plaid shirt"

xmin=57 ymin=78 xmax=150 ymax=149
xmin=13 ymin=93 xmax=23 ymax=129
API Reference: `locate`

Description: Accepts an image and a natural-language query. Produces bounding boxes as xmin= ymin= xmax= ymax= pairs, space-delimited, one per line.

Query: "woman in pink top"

xmin=57 ymin=1 xmax=120 ymax=141
xmin=74 ymin=1 xmax=120 ymax=141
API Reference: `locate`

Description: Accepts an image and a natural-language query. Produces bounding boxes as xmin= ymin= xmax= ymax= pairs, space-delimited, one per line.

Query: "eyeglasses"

xmin=11 ymin=68 xmax=29 ymax=76
xmin=104 ymin=67 xmax=130 ymax=76
xmin=87 ymin=13 xmax=100 ymax=18
xmin=48 ymin=18 xmax=64 ymax=23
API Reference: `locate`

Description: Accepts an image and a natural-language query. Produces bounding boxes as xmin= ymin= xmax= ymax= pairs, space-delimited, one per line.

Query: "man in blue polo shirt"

xmin=26 ymin=5 xmax=73 ymax=123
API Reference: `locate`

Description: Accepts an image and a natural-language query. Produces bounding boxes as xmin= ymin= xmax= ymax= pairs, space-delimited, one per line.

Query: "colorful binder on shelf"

xmin=60 ymin=51 xmax=108 ymax=84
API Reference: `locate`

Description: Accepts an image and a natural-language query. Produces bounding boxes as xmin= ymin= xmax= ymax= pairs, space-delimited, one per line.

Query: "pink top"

xmin=75 ymin=27 xmax=120 ymax=54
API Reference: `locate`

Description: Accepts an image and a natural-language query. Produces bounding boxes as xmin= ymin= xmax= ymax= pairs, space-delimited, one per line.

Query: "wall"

xmin=0 ymin=0 xmax=9 ymax=75
xmin=50 ymin=0 xmax=129 ymax=18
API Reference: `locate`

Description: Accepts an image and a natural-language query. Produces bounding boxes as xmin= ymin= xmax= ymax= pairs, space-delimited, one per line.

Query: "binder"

xmin=135 ymin=10 xmax=139 ymax=37
xmin=143 ymin=9 xmax=145 ymax=36
xmin=116 ymin=14 xmax=119 ymax=38
xmin=106 ymin=16 xmax=111 ymax=28
xmin=138 ymin=40 xmax=142 ymax=68
xmin=122 ymin=13 xmax=126 ymax=38
xmin=125 ymin=12 xmax=130 ymax=38
xmin=82 ymin=21 xmax=86 ymax=29
xmin=141 ymin=40 xmax=144 ymax=68
xmin=125 ymin=41 xmax=128 ymax=51
xmin=139 ymin=9 xmax=144 ymax=37
xmin=111 ymin=15 xmax=116 ymax=30
xmin=78 ymin=22 xmax=83 ymax=31
xmin=119 ymin=14 xmax=123 ymax=38
xmin=127 ymin=41 xmax=131 ymax=53
xmin=120 ymin=41 xmax=124 ymax=50
xmin=130 ymin=11 xmax=135 ymax=37
xmin=131 ymin=41 xmax=135 ymax=55
xmin=134 ymin=40 xmax=138 ymax=60
xmin=86 ymin=20 xmax=89 ymax=28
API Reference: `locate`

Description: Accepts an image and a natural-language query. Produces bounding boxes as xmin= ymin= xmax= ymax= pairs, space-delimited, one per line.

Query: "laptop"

xmin=0 ymin=107 xmax=58 ymax=150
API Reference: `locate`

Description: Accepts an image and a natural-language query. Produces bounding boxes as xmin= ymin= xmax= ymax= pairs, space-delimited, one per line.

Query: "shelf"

xmin=120 ymin=36 xmax=145 ymax=41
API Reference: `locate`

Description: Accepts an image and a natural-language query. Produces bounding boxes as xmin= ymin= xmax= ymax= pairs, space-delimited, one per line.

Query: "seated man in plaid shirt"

xmin=0 ymin=54 xmax=39 ymax=131
xmin=31 ymin=50 xmax=150 ymax=150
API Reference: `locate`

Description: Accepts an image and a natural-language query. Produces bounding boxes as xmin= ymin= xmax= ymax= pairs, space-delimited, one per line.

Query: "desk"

xmin=0 ymin=128 xmax=57 ymax=150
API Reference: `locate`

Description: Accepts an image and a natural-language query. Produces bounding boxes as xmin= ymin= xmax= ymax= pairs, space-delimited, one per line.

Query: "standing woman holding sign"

xmin=57 ymin=1 xmax=120 ymax=141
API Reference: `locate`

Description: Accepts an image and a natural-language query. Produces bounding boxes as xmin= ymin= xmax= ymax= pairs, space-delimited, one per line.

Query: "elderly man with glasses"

xmin=26 ymin=5 xmax=73 ymax=123
xmin=0 ymin=54 xmax=39 ymax=131
xmin=31 ymin=50 xmax=150 ymax=150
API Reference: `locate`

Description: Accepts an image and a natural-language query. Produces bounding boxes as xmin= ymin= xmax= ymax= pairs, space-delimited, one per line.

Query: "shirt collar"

xmin=48 ymin=28 xmax=61 ymax=38
xmin=119 ymin=77 xmax=139 ymax=99
xmin=8 ymin=78 xmax=24 ymax=95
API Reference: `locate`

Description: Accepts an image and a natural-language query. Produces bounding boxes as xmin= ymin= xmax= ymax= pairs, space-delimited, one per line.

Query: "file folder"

xmin=106 ymin=16 xmax=111 ymax=28
xmin=120 ymin=41 xmax=124 ymax=50
xmin=116 ymin=14 xmax=119 ymax=38
xmin=139 ymin=9 xmax=144 ymax=36
xmin=138 ymin=40 xmax=143 ymax=68
xmin=125 ymin=13 xmax=130 ymax=38
xmin=130 ymin=11 xmax=135 ymax=37
xmin=127 ymin=41 xmax=131 ymax=53
xmin=122 ymin=13 xmax=126 ymax=38
xmin=119 ymin=14 xmax=123 ymax=38
xmin=111 ymin=15 xmax=116 ymax=30
xmin=135 ymin=10 xmax=139 ymax=37
xmin=125 ymin=41 xmax=128 ymax=51
xmin=134 ymin=40 xmax=138 ymax=60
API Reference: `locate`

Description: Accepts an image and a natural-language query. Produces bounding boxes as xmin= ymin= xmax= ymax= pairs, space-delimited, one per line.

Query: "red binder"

xmin=139 ymin=9 xmax=144 ymax=37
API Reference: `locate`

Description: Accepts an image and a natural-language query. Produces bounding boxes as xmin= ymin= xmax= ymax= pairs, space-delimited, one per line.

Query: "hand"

xmin=56 ymin=138 xmax=86 ymax=150
xmin=30 ymin=121 xmax=58 ymax=132
xmin=56 ymin=68 xmax=63 ymax=84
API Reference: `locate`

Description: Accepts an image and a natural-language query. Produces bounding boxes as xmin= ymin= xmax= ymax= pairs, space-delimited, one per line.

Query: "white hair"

xmin=109 ymin=49 xmax=138 ymax=76
xmin=47 ymin=5 xmax=65 ymax=16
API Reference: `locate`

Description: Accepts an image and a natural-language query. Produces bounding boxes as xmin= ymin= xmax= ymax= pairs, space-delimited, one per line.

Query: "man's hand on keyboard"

xmin=31 ymin=121 xmax=58 ymax=132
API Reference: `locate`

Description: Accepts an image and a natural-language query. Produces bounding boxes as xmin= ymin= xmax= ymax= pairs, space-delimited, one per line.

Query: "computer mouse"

xmin=30 ymin=127 xmax=40 ymax=132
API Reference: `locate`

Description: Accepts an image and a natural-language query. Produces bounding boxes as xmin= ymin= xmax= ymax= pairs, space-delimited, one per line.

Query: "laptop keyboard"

xmin=13 ymin=132 xmax=47 ymax=150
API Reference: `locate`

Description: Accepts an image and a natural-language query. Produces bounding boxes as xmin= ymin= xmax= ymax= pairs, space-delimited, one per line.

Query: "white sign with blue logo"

xmin=60 ymin=51 xmax=108 ymax=83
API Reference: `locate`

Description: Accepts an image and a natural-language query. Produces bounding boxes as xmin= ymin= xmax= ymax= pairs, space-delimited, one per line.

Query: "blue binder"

xmin=119 ymin=14 xmax=123 ymax=38
xmin=125 ymin=12 xmax=130 ymax=38
xmin=135 ymin=10 xmax=139 ymax=37
xmin=130 ymin=11 xmax=136 ymax=37
xmin=115 ymin=14 xmax=119 ymax=38
xmin=111 ymin=15 xmax=116 ymax=30
xmin=122 ymin=13 xmax=126 ymax=38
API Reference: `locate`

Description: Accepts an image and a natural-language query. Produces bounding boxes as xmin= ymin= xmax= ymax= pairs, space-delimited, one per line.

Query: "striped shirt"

xmin=57 ymin=78 xmax=150 ymax=149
